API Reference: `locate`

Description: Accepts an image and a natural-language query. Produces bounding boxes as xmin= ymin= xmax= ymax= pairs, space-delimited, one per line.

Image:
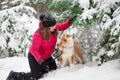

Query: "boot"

xmin=6 ymin=71 xmax=17 ymax=80
xmin=6 ymin=71 xmax=37 ymax=80
xmin=6 ymin=71 xmax=25 ymax=80
xmin=6 ymin=71 xmax=39 ymax=80
xmin=24 ymin=72 xmax=37 ymax=80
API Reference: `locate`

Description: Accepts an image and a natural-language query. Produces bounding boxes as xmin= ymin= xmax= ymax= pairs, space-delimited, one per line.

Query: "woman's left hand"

xmin=68 ymin=15 xmax=77 ymax=24
xmin=38 ymin=58 xmax=45 ymax=64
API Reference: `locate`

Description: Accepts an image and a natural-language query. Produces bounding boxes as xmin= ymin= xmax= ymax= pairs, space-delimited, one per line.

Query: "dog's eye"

xmin=66 ymin=34 xmax=71 ymax=38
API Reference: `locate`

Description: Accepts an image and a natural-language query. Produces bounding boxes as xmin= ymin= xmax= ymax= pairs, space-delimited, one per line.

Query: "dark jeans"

xmin=28 ymin=53 xmax=57 ymax=79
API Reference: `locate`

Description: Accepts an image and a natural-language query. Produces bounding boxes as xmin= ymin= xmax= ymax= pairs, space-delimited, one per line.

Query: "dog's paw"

xmin=70 ymin=64 xmax=75 ymax=68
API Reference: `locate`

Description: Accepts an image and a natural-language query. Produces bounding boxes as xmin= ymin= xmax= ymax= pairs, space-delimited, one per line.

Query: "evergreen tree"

xmin=97 ymin=0 xmax=120 ymax=65
xmin=48 ymin=0 xmax=120 ymax=64
xmin=0 ymin=0 xmax=37 ymax=57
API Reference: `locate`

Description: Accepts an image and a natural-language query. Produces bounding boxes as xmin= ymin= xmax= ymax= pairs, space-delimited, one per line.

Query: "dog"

xmin=58 ymin=34 xmax=84 ymax=68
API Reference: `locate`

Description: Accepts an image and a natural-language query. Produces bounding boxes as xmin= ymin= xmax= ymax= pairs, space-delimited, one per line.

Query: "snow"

xmin=0 ymin=57 xmax=120 ymax=80
xmin=78 ymin=0 xmax=90 ymax=9
xmin=0 ymin=36 xmax=6 ymax=49
xmin=81 ymin=9 xmax=97 ymax=20
xmin=107 ymin=51 xmax=114 ymax=56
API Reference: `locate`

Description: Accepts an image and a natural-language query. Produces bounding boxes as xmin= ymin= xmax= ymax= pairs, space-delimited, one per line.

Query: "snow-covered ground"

xmin=0 ymin=57 xmax=120 ymax=80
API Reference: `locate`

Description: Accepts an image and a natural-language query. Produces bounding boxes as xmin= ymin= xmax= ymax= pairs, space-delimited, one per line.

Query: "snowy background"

xmin=0 ymin=57 xmax=120 ymax=80
xmin=0 ymin=0 xmax=120 ymax=80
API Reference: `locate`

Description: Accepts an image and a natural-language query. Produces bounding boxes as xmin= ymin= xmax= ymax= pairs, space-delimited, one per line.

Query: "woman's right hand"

xmin=38 ymin=58 xmax=45 ymax=64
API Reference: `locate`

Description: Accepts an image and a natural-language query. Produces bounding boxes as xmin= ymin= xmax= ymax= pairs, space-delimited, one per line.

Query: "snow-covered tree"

xmin=95 ymin=0 xmax=120 ymax=65
xmin=0 ymin=0 xmax=38 ymax=57
xmin=49 ymin=0 xmax=102 ymax=62
xmin=48 ymin=0 xmax=120 ymax=64
xmin=29 ymin=0 xmax=50 ymax=18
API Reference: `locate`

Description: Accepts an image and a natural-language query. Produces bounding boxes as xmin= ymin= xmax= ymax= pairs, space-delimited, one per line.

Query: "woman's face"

xmin=50 ymin=25 xmax=56 ymax=32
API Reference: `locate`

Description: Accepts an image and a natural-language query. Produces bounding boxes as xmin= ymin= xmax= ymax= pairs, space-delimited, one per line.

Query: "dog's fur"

xmin=58 ymin=34 xmax=84 ymax=68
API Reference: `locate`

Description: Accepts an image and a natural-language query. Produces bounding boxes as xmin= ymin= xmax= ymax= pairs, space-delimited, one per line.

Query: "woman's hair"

xmin=41 ymin=26 xmax=58 ymax=41
xmin=39 ymin=13 xmax=58 ymax=41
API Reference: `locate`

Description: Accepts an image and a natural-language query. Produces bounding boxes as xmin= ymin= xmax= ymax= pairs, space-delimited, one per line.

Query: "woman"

xmin=6 ymin=13 xmax=75 ymax=80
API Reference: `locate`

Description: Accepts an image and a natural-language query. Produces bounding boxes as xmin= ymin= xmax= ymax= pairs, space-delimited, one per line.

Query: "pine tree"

xmin=98 ymin=0 xmax=120 ymax=64
xmin=48 ymin=0 xmax=120 ymax=64
xmin=0 ymin=0 xmax=37 ymax=57
xmin=48 ymin=0 xmax=102 ymax=62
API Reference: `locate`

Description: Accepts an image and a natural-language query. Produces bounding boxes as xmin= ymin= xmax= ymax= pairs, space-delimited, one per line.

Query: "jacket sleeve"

xmin=56 ymin=18 xmax=72 ymax=31
xmin=31 ymin=33 xmax=43 ymax=63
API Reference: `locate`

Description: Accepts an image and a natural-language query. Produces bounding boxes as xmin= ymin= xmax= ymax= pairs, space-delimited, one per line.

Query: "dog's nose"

xmin=72 ymin=34 xmax=75 ymax=39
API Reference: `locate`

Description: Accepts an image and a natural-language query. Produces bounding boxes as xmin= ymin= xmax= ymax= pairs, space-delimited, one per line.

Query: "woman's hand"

xmin=68 ymin=15 xmax=77 ymax=24
xmin=38 ymin=58 xmax=45 ymax=64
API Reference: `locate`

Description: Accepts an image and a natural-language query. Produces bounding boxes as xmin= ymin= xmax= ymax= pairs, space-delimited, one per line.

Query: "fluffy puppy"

xmin=58 ymin=34 xmax=84 ymax=68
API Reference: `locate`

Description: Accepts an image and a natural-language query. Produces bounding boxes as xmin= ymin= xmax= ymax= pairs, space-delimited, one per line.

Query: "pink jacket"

xmin=29 ymin=19 xmax=72 ymax=63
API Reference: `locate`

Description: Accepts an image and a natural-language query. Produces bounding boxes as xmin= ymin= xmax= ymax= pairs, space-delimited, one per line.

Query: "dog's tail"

xmin=74 ymin=38 xmax=84 ymax=64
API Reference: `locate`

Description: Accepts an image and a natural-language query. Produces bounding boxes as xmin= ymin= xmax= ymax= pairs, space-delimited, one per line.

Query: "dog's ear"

xmin=61 ymin=34 xmax=67 ymax=42
xmin=66 ymin=34 xmax=71 ymax=38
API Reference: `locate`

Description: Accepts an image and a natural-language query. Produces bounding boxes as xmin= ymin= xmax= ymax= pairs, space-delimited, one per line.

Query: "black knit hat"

xmin=39 ymin=14 xmax=56 ymax=27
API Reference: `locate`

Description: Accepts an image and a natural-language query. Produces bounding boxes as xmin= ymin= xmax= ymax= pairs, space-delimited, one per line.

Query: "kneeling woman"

xmin=6 ymin=13 xmax=74 ymax=80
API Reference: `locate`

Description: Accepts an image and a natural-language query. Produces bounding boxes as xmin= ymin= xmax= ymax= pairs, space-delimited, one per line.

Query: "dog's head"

xmin=59 ymin=34 xmax=74 ymax=47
